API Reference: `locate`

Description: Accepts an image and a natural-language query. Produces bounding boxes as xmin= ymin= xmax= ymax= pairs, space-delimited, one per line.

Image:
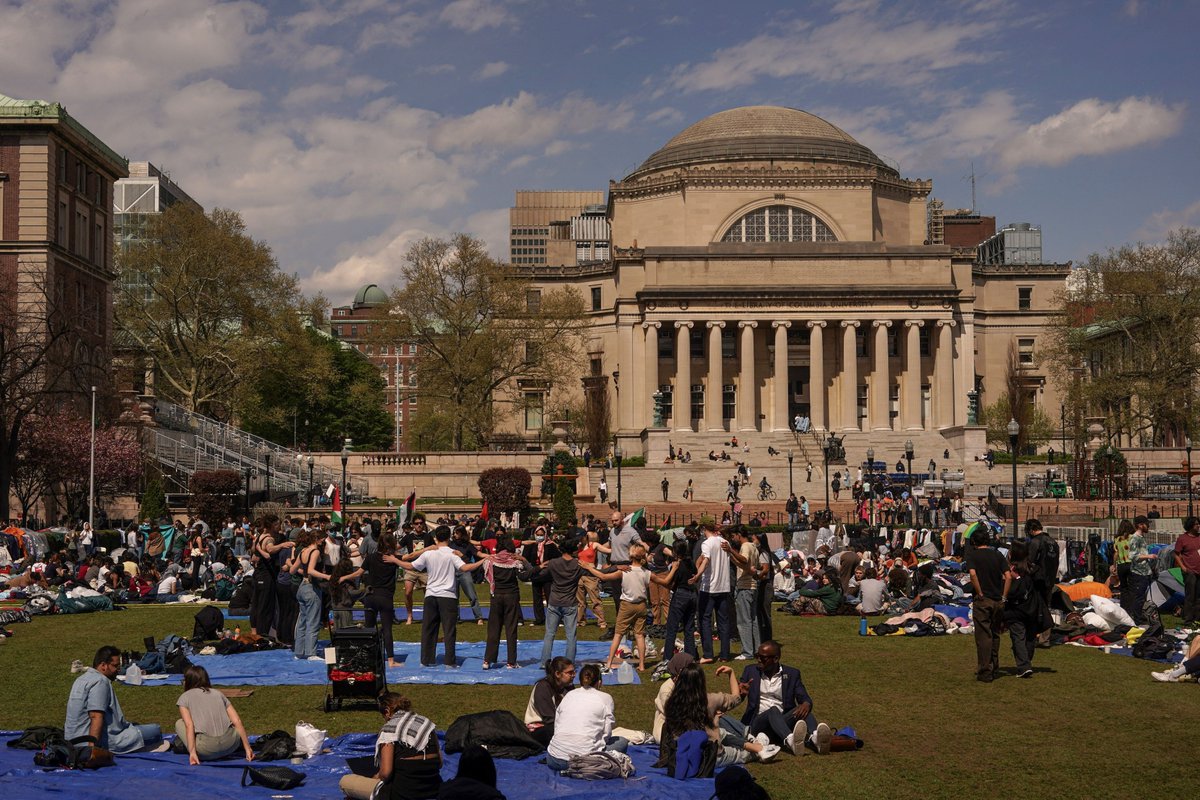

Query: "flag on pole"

xmin=624 ymin=507 xmax=644 ymax=529
xmin=480 ymin=500 xmax=489 ymax=521
xmin=331 ymin=486 xmax=342 ymax=527
xmin=396 ymin=491 xmax=416 ymax=528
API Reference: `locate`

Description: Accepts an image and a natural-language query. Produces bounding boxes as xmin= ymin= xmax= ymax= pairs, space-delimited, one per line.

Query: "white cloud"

xmin=0 ymin=1 xmax=99 ymax=95
xmin=477 ymin=61 xmax=510 ymax=79
xmin=417 ymin=63 xmax=456 ymax=75
xmin=613 ymin=35 xmax=641 ymax=50
xmin=543 ymin=140 xmax=572 ymax=157
xmin=1135 ymin=199 xmax=1200 ymax=243
xmin=998 ymin=96 xmax=1185 ymax=169
xmin=306 ymin=226 xmax=435 ymax=296
xmin=357 ymin=12 xmax=427 ymax=50
xmin=463 ymin=207 xmax=512 ymax=261
xmin=280 ymin=76 xmax=388 ymax=108
xmin=667 ymin=11 xmax=999 ymax=94
xmin=439 ymin=0 xmax=514 ymax=33
xmin=645 ymin=106 xmax=684 ymax=125
xmin=430 ymin=91 xmax=633 ymax=154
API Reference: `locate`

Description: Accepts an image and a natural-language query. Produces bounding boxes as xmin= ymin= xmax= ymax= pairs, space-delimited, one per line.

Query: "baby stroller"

xmin=324 ymin=627 xmax=387 ymax=712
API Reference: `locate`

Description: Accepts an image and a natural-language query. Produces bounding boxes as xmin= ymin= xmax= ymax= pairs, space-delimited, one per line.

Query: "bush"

xmin=140 ymin=472 xmax=169 ymax=521
xmin=553 ymin=480 xmax=576 ymax=530
xmin=189 ymin=469 xmax=243 ymax=525
xmin=540 ymin=450 xmax=577 ymax=495
xmin=478 ymin=467 xmax=532 ymax=513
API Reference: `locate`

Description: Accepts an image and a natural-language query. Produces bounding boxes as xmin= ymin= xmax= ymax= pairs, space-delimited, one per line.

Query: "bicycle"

xmin=757 ymin=486 xmax=777 ymax=501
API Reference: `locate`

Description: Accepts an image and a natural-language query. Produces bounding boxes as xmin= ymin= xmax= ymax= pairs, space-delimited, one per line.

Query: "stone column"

xmin=706 ymin=321 xmax=725 ymax=431
xmin=871 ymin=320 xmax=892 ymax=431
xmin=618 ymin=318 xmax=635 ymax=431
xmin=840 ymin=321 xmax=860 ymax=431
xmin=771 ymin=321 xmax=791 ymax=431
xmin=957 ymin=316 xmax=975 ymax=426
xmin=935 ymin=320 xmax=956 ymax=429
xmin=643 ymin=321 xmax=661 ymax=426
xmin=738 ymin=321 xmax=758 ymax=431
xmin=903 ymin=320 xmax=923 ymax=430
xmin=807 ymin=321 xmax=826 ymax=431
xmin=674 ymin=321 xmax=694 ymax=431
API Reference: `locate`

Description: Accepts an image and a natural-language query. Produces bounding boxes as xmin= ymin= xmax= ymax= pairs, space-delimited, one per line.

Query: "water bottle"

xmin=859 ymin=616 xmax=868 ymax=637
xmin=126 ymin=663 xmax=143 ymax=685
xmin=617 ymin=661 xmax=635 ymax=684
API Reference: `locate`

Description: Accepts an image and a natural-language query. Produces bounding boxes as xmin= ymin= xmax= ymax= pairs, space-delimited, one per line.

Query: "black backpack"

xmin=711 ymin=765 xmax=770 ymax=800
xmin=192 ymin=606 xmax=225 ymax=641
xmin=252 ymin=730 xmax=296 ymax=762
xmin=1031 ymin=534 xmax=1059 ymax=583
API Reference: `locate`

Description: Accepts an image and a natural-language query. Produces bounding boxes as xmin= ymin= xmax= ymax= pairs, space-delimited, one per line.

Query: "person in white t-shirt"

xmin=544 ymin=663 xmax=629 ymax=772
xmin=690 ymin=521 xmax=733 ymax=663
xmin=398 ymin=526 xmax=489 ymax=668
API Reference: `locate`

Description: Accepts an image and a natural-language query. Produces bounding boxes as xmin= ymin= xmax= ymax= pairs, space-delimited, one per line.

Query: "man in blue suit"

xmin=738 ymin=639 xmax=832 ymax=755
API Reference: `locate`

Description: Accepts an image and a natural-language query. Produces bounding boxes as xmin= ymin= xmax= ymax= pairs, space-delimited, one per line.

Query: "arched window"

xmin=719 ymin=205 xmax=837 ymax=243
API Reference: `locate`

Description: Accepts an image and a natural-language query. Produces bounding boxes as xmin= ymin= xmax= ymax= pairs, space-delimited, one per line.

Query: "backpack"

xmin=252 ymin=730 xmax=297 ymax=762
xmin=193 ymin=606 xmax=225 ymax=641
xmin=711 ymin=765 xmax=770 ymax=800
xmin=1034 ymin=536 xmax=1060 ymax=583
xmin=670 ymin=729 xmax=719 ymax=779
xmin=562 ymin=751 xmax=635 ymax=780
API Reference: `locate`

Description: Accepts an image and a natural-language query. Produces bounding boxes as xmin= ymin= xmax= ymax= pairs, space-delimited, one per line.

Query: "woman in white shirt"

xmin=544 ymin=664 xmax=628 ymax=772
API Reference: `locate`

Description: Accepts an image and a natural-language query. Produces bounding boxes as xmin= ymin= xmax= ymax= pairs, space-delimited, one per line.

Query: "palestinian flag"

xmin=396 ymin=491 xmax=416 ymax=528
xmin=624 ymin=507 xmax=644 ymax=529
xmin=331 ymin=486 xmax=343 ymax=527
xmin=480 ymin=500 xmax=489 ymax=520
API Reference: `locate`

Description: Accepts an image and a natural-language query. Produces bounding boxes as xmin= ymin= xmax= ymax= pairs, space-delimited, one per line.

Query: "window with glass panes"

xmin=720 ymin=205 xmax=837 ymax=243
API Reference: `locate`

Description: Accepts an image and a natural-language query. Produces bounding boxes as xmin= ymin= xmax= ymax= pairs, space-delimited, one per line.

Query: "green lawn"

xmin=1 ymin=597 xmax=1194 ymax=798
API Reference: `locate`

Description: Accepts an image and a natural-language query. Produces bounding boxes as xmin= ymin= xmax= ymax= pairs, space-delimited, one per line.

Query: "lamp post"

xmin=1187 ymin=437 xmax=1194 ymax=519
xmin=1008 ymin=418 xmax=1020 ymax=537
xmin=1106 ymin=444 xmax=1115 ymax=519
xmin=341 ymin=438 xmax=351 ymax=515
xmin=264 ymin=452 xmax=271 ymax=500
xmin=823 ymin=435 xmax=832 ymax=516
xmin=307 ymin=455 xmax=315 ymax=508
xmin=614 ymin=438 xmax=624 ymax=512
xmin=904 ymin=438 xmax=914 ymax=525
xmin=88 ymin=385 xmax=96 ymax=531
xmin=1060 ymin=403 xmax=1067 ymax=464
xmin=787 ymin=450 xmax=794 ymax=498
xmin=243 ymin=467 xmax=253 ymax=516
xmin=866 ymin=447 xmax=875 ymax=528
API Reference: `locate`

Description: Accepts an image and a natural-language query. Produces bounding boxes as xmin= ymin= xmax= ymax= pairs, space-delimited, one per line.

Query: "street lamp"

xmin=1105 ymin=444 xmax=1115 ymax=520
xmin=866 ymin=447 xmax=875 ymax=528
xmin=904 ymin=438 xmax=914 ymax=525
xmin=823 ymin=435 xmax=833 ymax=516
xmin=1060 ymin=403 xmax=1067 ymax=464
xmin=88 ymin=385 xmax=96 ymax=530
xmin=614 ymin=438 xmax=624 ymax=512
xmin=1187 ymin=437 xmax=1194 ymax=519
xmin=1007 ymin=418 xmax=1020 ymax=537
xmin=787 ymin=450 xmax=794 ymax=498
xmin=264 ymin=451 xmax=271 ymax=500
xmin=340 ymin=438 xmax=351 ymax=517
xmin=307 ymin=455 xmax=315 ymax=508
xmin=243 ymin=467 xmax=254 ymax=516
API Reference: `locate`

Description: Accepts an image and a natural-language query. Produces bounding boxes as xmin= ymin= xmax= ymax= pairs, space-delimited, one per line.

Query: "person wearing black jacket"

xmin=660 ymin=527 xmax=700 ymax=660
xmin=966 ymin=525 xmax=1010 ymax=683
xmin=1004 ymin=541 xmax=1051 ymax=679
xmin=737 ymin=640 xmax=832 ymax=755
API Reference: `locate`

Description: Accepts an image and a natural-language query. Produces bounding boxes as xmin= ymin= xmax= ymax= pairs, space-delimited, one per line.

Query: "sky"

xmin=2 ymin=0 xmax=1197 ymax=304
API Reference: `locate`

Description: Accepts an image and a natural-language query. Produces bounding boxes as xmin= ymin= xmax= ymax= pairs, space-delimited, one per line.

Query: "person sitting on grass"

xmin=65 ymin=645 xmax=163 ymax=754
xmin=524 ymin=656 xmax=575 ymax=747
xmin=583 ymin=544 xmax=672 ymax=673
xmin=1152 ymin=636 xmax=1200 ymax=683
xmin=655 ymin=663 xmax=780 ymax=773
xmin=174 ymin=664 xmax=254 ymax=764
xmin=544 ymin=664 xmax=628 ymax=772
xmin=791 ymin=570 xmax=843 ymax=615
xmin=339 ymin=691 xmax=442 ymax=800
xmin=738 ymin=640 xmax=832 ymax=756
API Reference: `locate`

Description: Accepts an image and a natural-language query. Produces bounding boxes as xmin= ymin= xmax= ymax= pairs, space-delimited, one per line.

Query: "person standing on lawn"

xmin=396 ymin=526 xmax=489 ymax=668
xmin=965 ymin=525 xmax=1010 ymax=683
xmin=1175 ymin=516 xmax=1200 ymax=626
xmin=535 ymin=538 xmax=585 ymax=666
xmin=691 ymin=520 xmax=733 ymax=663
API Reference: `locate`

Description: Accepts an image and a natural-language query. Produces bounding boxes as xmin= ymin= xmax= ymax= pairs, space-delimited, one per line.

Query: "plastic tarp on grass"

xmin=0 ymin=732 xmax=702 ymax=800
xmin=119 ymin=640 xmax=640 ymax=687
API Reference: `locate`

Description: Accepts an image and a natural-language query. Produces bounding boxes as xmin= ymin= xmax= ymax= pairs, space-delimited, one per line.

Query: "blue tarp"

xmin=121 ymin=640 xmax=641 ymax=687
xmin=0 ymin=732 xmax=704 ymax=800
xmin=225 ymin=606 xmax=601 ymax=621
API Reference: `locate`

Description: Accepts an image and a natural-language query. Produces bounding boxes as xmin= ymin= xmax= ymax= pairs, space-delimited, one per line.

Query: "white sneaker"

xmin=757 ymin=743 xmax=781 ymax=762
xmin=306 ymin=655 xmax=325 ymax=662
xmin=70 ymin=659 xmax=85 ymax=674
xmin=1151 ymin=670 xmax=1181 ymax=683
xmin=789 ymin=718 xmax=807 ymax=755
xmin=734 ymin=653 xmax=751 ymax=660
xmin=814 ymin=722 xmax=832 ymax=755
xmin=754 ymin=732 xmax=770 ymax=749
xmin=783 ymin=734 xmax=794 ymax=754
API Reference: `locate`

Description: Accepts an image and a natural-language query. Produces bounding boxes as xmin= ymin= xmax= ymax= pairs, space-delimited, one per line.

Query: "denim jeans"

xmin=544 ymin=736 xmax=629 ymax=772
xmin=540 ymin=605 xmax=579 ymax=665
xmin=734 ymin=588 xmax=759 ymax=656
xmin=662 ymin=586 xmax=698 ymax=658
xmin=134 ymin=723 xmax=163 ymax=750
xmin=293 ymin=581 xmax=323 ymax=658
xmin=457 ymin=571 xmax=483 ymax=620
xmin=699 ymin=591 xmax=732 ymax=660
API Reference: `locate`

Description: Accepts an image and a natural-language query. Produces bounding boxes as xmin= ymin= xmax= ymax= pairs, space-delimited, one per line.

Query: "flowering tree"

xmin=13 ymin=411 xmax=143 ymax=523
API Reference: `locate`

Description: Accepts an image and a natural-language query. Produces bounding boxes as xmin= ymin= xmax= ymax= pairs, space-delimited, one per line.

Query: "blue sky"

xmin=2 ymin=0 xmax=1196 ymax=302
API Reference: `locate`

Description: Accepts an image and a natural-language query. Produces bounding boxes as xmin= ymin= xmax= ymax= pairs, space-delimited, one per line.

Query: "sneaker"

xmin=734 ymin=653 xmax=751 ymax=660
xmin=306 ymin=655 xmax=325 ymax=662
xmin=757 ymin=743 xmax=781 ymax=762
xmin=1151 ymin=670 xmax=1181 ymax=683
xmin=783 ymin=734 xmax=794 ymax=754
xmin=1019 ymin=669 xmax=1034 ymax=678
xmin=481 ymin=662 xmax=490 ymax=671
xmin=814 ymin=722 xmax=832 ymax=755
xmin=754 ymin=732 xmax=770 ymax=749
xmin=70 ymin=659 xmax=85 ymax=674
xmin=150 ymin=740 xmax=172 ymax=753
xmin=789 ymin=719 xmax=808 ymax=755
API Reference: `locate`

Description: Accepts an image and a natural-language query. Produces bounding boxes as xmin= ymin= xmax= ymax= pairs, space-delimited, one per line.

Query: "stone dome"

xmin=627 ymin=105 xmax=892 ymax=180
xmin=353 ymin=283 xmax=388 ymax=308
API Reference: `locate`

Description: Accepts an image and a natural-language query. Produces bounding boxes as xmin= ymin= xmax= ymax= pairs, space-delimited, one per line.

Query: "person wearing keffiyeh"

xmin=338 ymin=692 xmax=442 ymax=800
xmin=483 ymin=534 xmax=533 ymax=670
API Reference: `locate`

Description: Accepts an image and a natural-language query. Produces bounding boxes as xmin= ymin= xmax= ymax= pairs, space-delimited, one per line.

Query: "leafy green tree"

xmin=553 ymin=480 xmax=576 ymax=530
xmin=378 ymin=234 xmax=586 ymax=450
xmin=1045 ymin=228 xmax=1200 ymax=445
xmin=980 ymin=342 xmax=1054 ymax=454
xmin=140 ymin=472 xmax=169 ymax=521
xmin=478 ymin=467 xmax=531 ymax=513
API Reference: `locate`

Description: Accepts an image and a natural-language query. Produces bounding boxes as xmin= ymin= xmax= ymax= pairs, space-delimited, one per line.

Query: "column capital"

xmin=674 ymin=320 xmax=694 ymax=330
xmin=738 ymin=321 xmax=758 ymax=330
xmin=904 ymin=319 xmax=924 ymax=329
xmin=771 ymin=320 xmax=792 ymax=330
xmin=839 ymin=320 xmax=861 ymax=329
xmin=641 ymin=321 xmax=661 ymax=330
xmin=706 ymin=321 xmax=726 ymax=330
xmin=806 ymin=320 xmax=827 ymax=329
xmin=935 ymin=319 xmax=958 ymax=329
xmin=871 ymin=320 xmax=893 ymax=329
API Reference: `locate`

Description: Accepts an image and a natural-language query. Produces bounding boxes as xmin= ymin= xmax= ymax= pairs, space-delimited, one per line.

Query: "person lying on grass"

xmin=582 ymin=544 xmax=674 ymax=672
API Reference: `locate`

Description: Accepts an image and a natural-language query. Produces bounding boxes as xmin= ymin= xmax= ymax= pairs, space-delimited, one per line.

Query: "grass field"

xmin=1 ymin=595 xmax=1194 ymax=799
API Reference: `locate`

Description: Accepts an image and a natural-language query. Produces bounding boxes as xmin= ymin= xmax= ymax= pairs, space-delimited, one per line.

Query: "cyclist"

xmin=758 ymin=476 xmax=773 ymax=500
